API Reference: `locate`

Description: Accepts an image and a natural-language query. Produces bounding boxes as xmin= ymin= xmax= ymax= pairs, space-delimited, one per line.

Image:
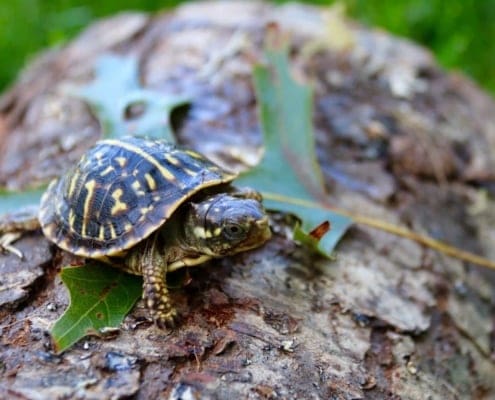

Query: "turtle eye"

xmin=223 ymin=223 xmax=245 ymax=240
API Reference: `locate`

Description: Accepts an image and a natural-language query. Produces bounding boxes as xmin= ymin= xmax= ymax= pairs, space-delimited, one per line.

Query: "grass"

xmin=0 ymin=0 xmax=494 ymax=96
xmin=348 ymin=0 xmax=495 ymax=95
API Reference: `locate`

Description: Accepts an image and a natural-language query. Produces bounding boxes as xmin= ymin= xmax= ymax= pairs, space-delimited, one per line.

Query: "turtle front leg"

xmin=141 ymin=247 xmax=177 ymax=328
xmin=0 ymin=206 xmax=41 ymax=258
xmin=0 ymin=232 xmax=24 ymax=258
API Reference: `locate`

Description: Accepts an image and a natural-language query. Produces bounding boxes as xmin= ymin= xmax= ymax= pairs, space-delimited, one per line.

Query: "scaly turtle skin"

xmin=36 ymin=136 xmax=271 ymax=327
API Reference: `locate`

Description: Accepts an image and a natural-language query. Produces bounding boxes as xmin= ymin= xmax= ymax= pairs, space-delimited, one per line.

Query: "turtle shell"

xmin=38 ymin=137 xmax=236 ymax=257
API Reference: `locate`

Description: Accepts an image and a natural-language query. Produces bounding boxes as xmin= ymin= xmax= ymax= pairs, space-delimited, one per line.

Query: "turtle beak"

xmin=232 ymin=214 xmax=271 ymax=253
xmin=256 ymin=216 xmax=271 ymax=241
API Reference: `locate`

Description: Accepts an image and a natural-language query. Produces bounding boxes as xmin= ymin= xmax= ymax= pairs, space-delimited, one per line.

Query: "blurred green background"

xmin=1 ymin=0 xmax=494 ymax=96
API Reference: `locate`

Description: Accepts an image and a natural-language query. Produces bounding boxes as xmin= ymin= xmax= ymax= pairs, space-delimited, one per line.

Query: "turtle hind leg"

xmin=140 ymin=244 xmax=177 ymax=328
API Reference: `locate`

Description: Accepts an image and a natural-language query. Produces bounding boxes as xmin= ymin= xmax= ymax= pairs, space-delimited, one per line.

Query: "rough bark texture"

xmin=1 ymin=2 xmax=495 ymax=399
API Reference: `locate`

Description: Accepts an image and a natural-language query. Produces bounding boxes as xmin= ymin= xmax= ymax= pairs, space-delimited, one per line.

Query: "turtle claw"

xmin=153 ymin=308 xmax=178 ymax=329
xmin=0 ymin=232 xmax=24 ymax=259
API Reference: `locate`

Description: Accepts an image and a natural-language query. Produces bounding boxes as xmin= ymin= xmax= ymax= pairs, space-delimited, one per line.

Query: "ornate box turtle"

xmin=4 ymin=137 xmax=271 ymax=327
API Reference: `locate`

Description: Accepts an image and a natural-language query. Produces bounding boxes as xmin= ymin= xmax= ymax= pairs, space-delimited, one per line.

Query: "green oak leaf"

xmin=236 ymin=47 xmax=352 ymax=255
xmin=68 ymin=54 xmax=188 ymax=142
xmin=0 ymin=187 xmax=45 ymax=217
xmin=51 ymin=263 xmax=142 ymax=353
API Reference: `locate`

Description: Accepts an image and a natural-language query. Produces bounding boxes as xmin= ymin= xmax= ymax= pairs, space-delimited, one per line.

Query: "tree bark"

xmin=1 ymin=2 xmax=494 ymax=399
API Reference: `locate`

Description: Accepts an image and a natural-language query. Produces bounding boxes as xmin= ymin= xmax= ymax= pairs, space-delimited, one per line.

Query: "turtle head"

xmin=183 ymin=193 xmax=271 ymax=257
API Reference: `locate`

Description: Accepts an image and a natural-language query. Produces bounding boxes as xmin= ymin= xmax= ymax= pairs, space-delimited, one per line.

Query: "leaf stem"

xmin=262 ymin=192 xmax=495 ymax=270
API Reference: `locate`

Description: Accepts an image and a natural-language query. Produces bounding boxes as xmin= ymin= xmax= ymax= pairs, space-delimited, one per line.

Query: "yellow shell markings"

xmin=116 ymin=156 xmax=127 ymax=167
xmin=93 ymin=151 xmax=106 ymax=163
xmin=43 ymin=224 xmax=54 ymax=240
xmin=68 ymin=209 xmax=76 ymax=227
xmin=183 ymin=168 xmax=198 ymax=177
xmin=140 ymin=205 xmax=154 ymax=215
xmin=82 ymin=179 xmax=97 ymax=237
xmin=144 ymin=173 xmax=157 ymax=190
xmin=39 ymin=183 xmax=58 ymax=239
xmin=67 ymin=170 xmax=80 ymax=199
xmin=131 ymin=179 xmax=146 ymax=196
xmin=184 ymin=149 xmax=204 ymax=159
xmin=164 ymin=154 xmax=180 ymax=166
xmin=111 ymin=188 xmax=128 ymax=215
xmin=102 ymin=139 xmax=177 ymax=182
xmin=99 ymin=225 xmax=106 ymax=240
xmin=109 ymin=222 xmax=117 ymax=238
xmin=101 ymin=166 xmax=115 ymax=176
xmin=59 ymin=238 xmax=72 ymax=252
